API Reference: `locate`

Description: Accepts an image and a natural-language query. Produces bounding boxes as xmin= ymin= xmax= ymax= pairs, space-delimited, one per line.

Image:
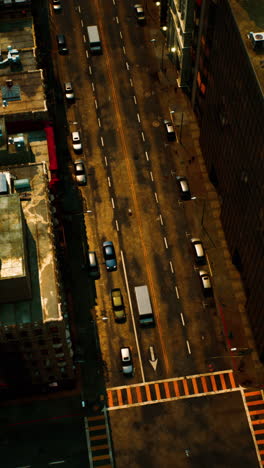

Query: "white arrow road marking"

xmin=149 ymin=345 xmax=158 ymax=371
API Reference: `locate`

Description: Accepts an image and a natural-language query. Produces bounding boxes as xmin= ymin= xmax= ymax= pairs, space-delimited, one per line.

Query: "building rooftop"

xmin=0 ymin=17 xmax=47 ymax=117
xmin=230 ymin=0 xmax=264 ymax=94
xmin=0 ymin=163 xmax=62 ymax=325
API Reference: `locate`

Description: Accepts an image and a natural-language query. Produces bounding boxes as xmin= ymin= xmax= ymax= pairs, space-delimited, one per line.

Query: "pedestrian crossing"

xmin=243 ymin=389 xmax=264 ymax=466
xmin=107 ymin=369 xmax=237 ymax=410
xmin=85 ymin=408 xmax=114 ymax=467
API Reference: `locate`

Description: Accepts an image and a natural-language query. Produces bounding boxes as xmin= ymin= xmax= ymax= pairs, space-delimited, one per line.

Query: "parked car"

xmin=120 ymin=347 xmax=134 ymax=376
xmin=191 ymin=238 xmax=206 ymax=265
xmin=74 ymin=159 xmax=86 ymax=185
xmin=199 ymin=270 xmax=213 ymax=297
xmin=176 ymin=176 xmax=191 ymax=200
xmin=164 ymin=120 xmax=176 ymax=141
xmin=134 ymin=4 xmax=146 ymax=24
xmin=71 ymin=131 xmax=82 ymax=153
xmin=52 ymin=0 xmax=62 ymax=11
xmin=64 ymin=82 xmax=75 ymax=101
xmin=102 ymin=241 xmax=117 ymax=271
xmin=56 ymin=34 xmax=68 ymax=54
xmin=111 ymin=288 xmax=125 ymax=322
xmin=88 ymin=251 xmax=100 ymax=279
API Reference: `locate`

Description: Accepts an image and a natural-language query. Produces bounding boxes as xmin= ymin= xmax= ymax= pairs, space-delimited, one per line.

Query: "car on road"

xmin=88 ymin=251 xmax=100 ymax=279
xmin=102 ymin=241 xmax=117 ymax=271
xmin=199 ymin=270 xmax=213 ymax=297
xmin=74 ymin=159 xmax=86 ymax=185
xmin=52 ymin=0 xmax=62 ymax=11
xmin=71 ymin=131 xmax=82 ymax=153
xmin=56 ymin=34 xmax=68 ymax=54
xmin=120 ymin=347 xmax=134 ymax=376
xmin=176 ymin=176 xmax=191 ymax=200
xmin=191 ymin=238 xmax=206 ymax=265
xmin=164 ymin=120 xmax=176 ymax=141
xmin=111 ymin=288 xmax=125 ymax=322
xmin=64 ymin=82 xmax=75 ymax=101
xmin=134 ymin=4 xmax=146 ymax=24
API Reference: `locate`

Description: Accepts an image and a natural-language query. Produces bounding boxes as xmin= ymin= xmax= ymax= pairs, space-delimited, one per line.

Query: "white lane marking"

xmin=120 ymin=31 xmax=123 ymax=39
xmin=86 ymin=50 xmax=89 ymax=59
xmin=100 ymin=136 xmax=104 ymax=147
xmin=137 ymin=113 xmax=141 ymax=123
xmin=169 ymin=261 xmax=174 ymax=273
xmin=130 ymin=78 xmax=134 ymax=87
xmin=98 ymin=117 xmax=101 ymax=127
xmin=121 ymin=250 xmax=145 ymax=383
xmin=49 ymin=462 xmax=65 ymax=465
xmin=116 ymin=16 xmax=119 ymax=24
xmin=150 ymin=171 xmax=154 ymax=182
xmin=180 ymin=312 xmax=185 ymax=326
xmin=206 ymin=254 xmax=213 ymax=276
xmin=104 ymin=156 xmax=108 ymax=166
xmin=78 ymin=5 xmax=81 ymax=13
xmin=112 ymin=0 xmax=115 ymax=4
xmin=175 ymin=286 xmax=180 ymax=299
xmin=159 ymin=214 xmax=163 ymax=226
xmin=81 ymin=19 xmax=83 ymax=27
xmin=145 ymin=151 xmax=149 ymax=161
xmin=107 ymin=176 xmax=111 ymax=187
xmin=94 ymin=99 xmax=98 ymax=109
xmin=111 ymin=198 xmax=115 ymax=209
xmin=115 ymin=219 xmax=119 ymax=231
xmin=133 ymin=95 xmax=137 ymax=104
xmin=123 ymin=46 xmax=126 ymax=54
xmin=164 ymin=237 xmax=168 ymax=249
xmin=141 ymin=131 xmax=145 ymax=142
xmin=154 ymin=192 xmax=159 ymax=203
xmin=83 ymin=34 xmax=86 ymax=43
xmin=186 ymin=340 xmax=191 ymax=354
xmin=88 ymin=65 xmax=92 ymax=74
xmin=91 ymin=82 xmax=95 ymax=92
xmin=126 ymin=61 xmax=130 ymax=70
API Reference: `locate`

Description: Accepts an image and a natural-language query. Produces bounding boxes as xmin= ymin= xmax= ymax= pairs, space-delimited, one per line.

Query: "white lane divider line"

xmin=175 ymin=285 xmax=180 ymax=299
xmin=186 ymin=340 xmax=191 ymax=354
xmin=169 ymin=261 xmax=174 ymax=273
xmin=115 ymin=219 xmax=119 ymax=231
xmin=154 ymin=192 xmax=159 ymax=203
xmin=159 ymin=214 xmax=163 ymax=226
xmin=180 ymin=312 xmax=185 ymax=326
xmin=111 ymin=198 xmax=115 ymax=209
xmin=164 ymin=237 xmax=168 ymax=249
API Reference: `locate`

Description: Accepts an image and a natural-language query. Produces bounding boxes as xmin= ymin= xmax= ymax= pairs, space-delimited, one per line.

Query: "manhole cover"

xmin=153 ymin=120 xmax=160 ymax=127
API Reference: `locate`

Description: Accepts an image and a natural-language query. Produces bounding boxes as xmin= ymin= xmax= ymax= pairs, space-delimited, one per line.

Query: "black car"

xmin=102 ymin=241 xmax=117 ymax=271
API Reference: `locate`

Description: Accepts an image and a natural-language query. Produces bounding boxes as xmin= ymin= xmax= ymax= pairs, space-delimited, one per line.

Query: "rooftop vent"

xmin=249 ymin=32 xmax=264 ymax=50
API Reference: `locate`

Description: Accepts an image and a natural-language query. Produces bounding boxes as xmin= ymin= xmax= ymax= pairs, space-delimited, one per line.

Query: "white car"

xmin=71 ymin=131 xmax=82 ymax=153
xmin=134 ymin=4 xmax=146 ymax=24
xmin=74 ymin=159 xmax=86 ymax=185
xmin=52 ymin=0 xmax=62 ymax=11
xmin=191 ymin=238 xmax=206 ymax=265
xmin=164 ymin=120 xmax=176 ymax=141
xmin=120 ymin=347 xmax=134 ymax=376
xmin=64 ymin=82 xmax=74 ymax=101
xmin=199 ymin=270 xmax=213 ymax=297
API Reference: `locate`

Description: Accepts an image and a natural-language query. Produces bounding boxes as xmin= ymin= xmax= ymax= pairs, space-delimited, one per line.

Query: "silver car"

xmin=64 ymin=82 xmax=74 ymax=101
xmin=71 ymin=131 xmax=82 ymax=153
xmin=74 ymin=159 xmax=86 ymax=185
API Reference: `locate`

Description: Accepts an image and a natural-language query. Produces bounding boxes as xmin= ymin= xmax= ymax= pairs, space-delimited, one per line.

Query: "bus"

xmin=134 ymin=285 xmax=155 ymax=326
xmin=87 ymin=26 xmax=102 ymax=55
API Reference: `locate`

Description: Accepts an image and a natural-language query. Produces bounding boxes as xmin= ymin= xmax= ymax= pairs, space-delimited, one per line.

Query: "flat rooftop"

xmin=0 ymin=163 xmax=62 ymax=325
xmin=0 ymin=17 xmax=47 ymax=116
xmin=230 ymin=0 xmax=264 ymax=94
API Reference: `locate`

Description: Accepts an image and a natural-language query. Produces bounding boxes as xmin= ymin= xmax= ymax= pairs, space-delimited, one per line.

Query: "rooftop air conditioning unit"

xmin=249 ymin=32 xmax=264 ymax=50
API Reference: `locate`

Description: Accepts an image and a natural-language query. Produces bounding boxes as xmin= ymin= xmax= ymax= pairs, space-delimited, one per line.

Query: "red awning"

xmin=44 ymin=124 xmax=58 ymax=171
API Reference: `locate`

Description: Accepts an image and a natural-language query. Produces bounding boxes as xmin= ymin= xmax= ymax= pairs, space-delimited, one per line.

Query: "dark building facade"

xmin=191 ymin=0 xmax=264 ymax=359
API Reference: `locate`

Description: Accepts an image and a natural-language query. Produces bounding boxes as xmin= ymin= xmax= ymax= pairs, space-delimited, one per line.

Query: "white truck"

xmin=134 ymin=285 xmax=155 ymax=326
xmin=87 ymin=25 xmax=102 ymax=55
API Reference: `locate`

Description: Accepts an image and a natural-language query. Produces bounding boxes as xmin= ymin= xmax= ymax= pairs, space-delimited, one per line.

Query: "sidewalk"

xmin=146 ymin=14 xmax=264 ymax=388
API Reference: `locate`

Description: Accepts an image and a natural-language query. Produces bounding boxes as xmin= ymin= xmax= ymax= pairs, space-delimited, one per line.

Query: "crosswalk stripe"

xmin=245 ymin=391 xmax=262 ymax=397
xmin=107 ymin=391 xmax=113 ymax=408
xmin=136 ymin=386 xmax=142 ymax=403
xmin=164 ymin=381 xmax=170 ymax=398
xmin=247 ymin=400 xmax=264 ymax=406
xmin=228 ymin=371 xmax=236 ymax=388
xmin=173 ymin=380 xmax=180 ymax=397
xmin=249 ymin=409 xmax=264 ymax=416
xmin=192 ymin=378 xmax=199 ymax=394
xmin=145 ymin=384 xmax=151 ymax=401
xmin=220 ymin=373 xmax=227 ymax=390
xmin=155 ymin=383 xmax=161 ymax=400
xmin=210 ymin=374 xmax=217 ymax=391
xmin=183 ymin=379 xmax=189 ymax=395
xmin=126 ymin=386 xmax=133 ymax=404
xmin=201 ymin=376 xmax=208 ymax=393
xmin=117 ymin=389 xmax=123 ymax=406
